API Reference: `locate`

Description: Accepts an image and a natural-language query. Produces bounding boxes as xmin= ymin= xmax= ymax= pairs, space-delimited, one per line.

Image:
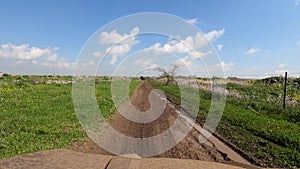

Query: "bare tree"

xmin=156 ymin=64 xmax=178 ymax=85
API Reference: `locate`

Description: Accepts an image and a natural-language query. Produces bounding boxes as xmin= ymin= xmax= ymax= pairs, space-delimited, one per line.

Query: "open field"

xmin=1 ymin=75 xmax=300 ymax=168
xmin=151 ymin=77 xmax=300 ymax=168
xmin=0 ymin=75 xmax=140 ymax=159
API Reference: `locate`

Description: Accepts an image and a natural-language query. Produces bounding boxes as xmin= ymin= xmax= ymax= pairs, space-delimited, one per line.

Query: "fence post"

xmin=283 ymin=72 xmax=288 ymax=110
xmin=212 ymin=75 xmax=215 ymax=92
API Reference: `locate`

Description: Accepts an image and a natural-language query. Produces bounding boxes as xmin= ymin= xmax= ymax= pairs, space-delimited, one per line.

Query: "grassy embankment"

xmin=151 ymin=78 xmax=300 ymax=168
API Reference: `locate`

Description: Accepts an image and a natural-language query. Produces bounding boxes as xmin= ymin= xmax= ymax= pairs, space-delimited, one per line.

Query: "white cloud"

xmin=278 ymin=64 xmax=287 ymax=68
xmin=217 ymin=44 xmax=223 ymax=51
xmin=220 ymin=62 xmax=234 ymax=71
xmin=107 ymin=44 xmax=130 ymax=56
xmin=144 ymin=29 xmax=225 ymax=55
xmin=0 ymin=43 xmax=99 ymax=75
xmin=0 ymin=44 xmax=52 ymax=60
xmin=93 ymin=51 xmax=102 ymax=57
xmin=274 ymin=69 xmax=289 ymax=75
xmin=144 ymin=41 xmax=191 ymax=54
xmin=108 ymin=55 xmax=117 ymax=65
xmin=203 ymin=61 xmax=234 ymax=76
xmin=245 ymin=47 xmax=260 ymax=56
xmin=188 ymin=50 xmax=213 ymax=59
xmin=262 ymin=70 xmax=297 ymax=78
xmin=186 ymin=18 xmax=198 ymax=25
xmin=139 ymin=29 xmax=225 ymax=76
xmin=99 ymin=27 xmax=139 ymax=45
xmin=205 ymin=28 xmax=225 ymax=42
xmin=98 ymin=27 xmax=140 ymax=64
xmin=174 ymin=56 xmax=194 ymax=69
xmin=57 ymin=60 xmax=76 ymax=69
xmin=132 ymin=57 xmax=160 ymax=73
xmin=296 ymin=0 xmax=300 ymax=5
xmin=41 ymin=60 xmax=95 ymax=70
xmin=47 ymin=54 xmax=58 ymax=61
xmin=107 ymin=44 xmax=131 ymax=64
xmin=134 ymin=57 xmax=154 ymax=68
xmin=41 ymin=59 xmax=75 ymax=69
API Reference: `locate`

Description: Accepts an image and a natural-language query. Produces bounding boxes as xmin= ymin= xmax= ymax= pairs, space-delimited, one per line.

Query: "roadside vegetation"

xmin=151 ymin=77 xmax=300 ymax=168
xmin=0 ymin=75 xmax=140 ymax=159
xmin=1 ymin=74 xmax=299 ymax=168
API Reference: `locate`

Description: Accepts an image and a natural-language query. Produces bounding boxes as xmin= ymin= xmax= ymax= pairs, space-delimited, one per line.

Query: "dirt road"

xmin=70 ymin=81 xmax=256 ymax=168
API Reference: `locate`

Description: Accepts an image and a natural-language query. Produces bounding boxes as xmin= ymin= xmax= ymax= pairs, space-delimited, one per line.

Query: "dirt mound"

xmin=70 ymin=81 xmax=255 ymax=168
xmin=130 ymin=80 xmax=152 ymax=111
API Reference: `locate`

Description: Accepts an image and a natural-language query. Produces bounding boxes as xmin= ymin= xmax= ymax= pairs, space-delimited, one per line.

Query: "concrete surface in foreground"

xmin=0 ymin=149 xmax=247 ymax=169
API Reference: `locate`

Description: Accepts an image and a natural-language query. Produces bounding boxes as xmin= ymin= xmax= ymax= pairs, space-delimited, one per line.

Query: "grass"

xmin=150 ymin=78 xmax=300 ymax=168
xmin=0 ymin=75 xmax=140 ymax=159
xmin=0 ymin=81 xmax=84 ymax=158
xmin=1 ymin=74 xmax=299 ymax=167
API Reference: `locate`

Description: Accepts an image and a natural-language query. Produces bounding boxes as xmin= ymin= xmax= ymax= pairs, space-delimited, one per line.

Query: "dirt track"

xmin=70 ymin=81 xmax=256 ymax=168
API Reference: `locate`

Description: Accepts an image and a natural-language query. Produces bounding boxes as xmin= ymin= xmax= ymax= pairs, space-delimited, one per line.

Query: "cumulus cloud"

xmin=245 ymin=47 xmax=260 ymax=56
xmin=41 ymin=59 xmax=96 ymax=71
xmin=144 ymin=41 xmax=191 ymax=54
xmin=134 ymin=57 xmax=153 ymax=68
xmin=220 ymin=62 xmax=234 ymax=71
xmin=144 ymin=28 xmax=225 ymax=55
xmin=188 ymin=50 xmax=213 ymax=59
xmin=0 ymin=43 xmax=98 ymax=75
xmin=174 ymin=55 xmax=194 ymax=69
xmin=47 ymin=54 xmax=58 ymax=61
xmin=186 ymin=18 xmax=198 ymax=25
xmin=205 ymin=29 xmax=225 ymax=42
xmin=140 ymin=29 xmax=225 ymax=76
xmin=99 ymin=27 xmax=140 ymax=64
xmin=93 ymin=51 xmax=102 ymax=57
xmin=134 ymin=58 xmax=159 ymax=71
xmin=107 ymin=44 xmax=130 ymax=57
xmin=0 ymin=44 xmax=52 ymax=60
xmin=41 ymin=60 xmax=73 ymax=69
xmin=199 ymin=61 xmax=234 ymax=76
xmin=99 ymin=27 xmax=139 ymax=45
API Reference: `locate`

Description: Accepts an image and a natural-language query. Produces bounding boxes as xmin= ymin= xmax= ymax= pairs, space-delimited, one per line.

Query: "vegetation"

xmin=156 ymin=64 xmax=178 ymax=85
xmin=1 ymin=74 xmax=299 ymax=168
xmin=151 ymin=77 xmax=300 ymax=168
xmin=0 ymin=75 xmax=140 ymax=159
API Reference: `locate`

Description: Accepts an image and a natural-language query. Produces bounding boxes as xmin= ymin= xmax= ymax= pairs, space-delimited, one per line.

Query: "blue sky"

xmin=0 ymin=0 xmax=300 ymax=78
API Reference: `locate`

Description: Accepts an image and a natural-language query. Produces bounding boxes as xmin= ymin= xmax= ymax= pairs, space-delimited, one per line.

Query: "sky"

xmin=0 ymin=0 xmax=300 ymax=78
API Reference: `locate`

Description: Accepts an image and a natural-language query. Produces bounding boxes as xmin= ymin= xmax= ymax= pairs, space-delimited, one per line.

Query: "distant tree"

xmin=140 ymin=76 xmax=145 ymax=81
xmin=156 ymin=64 xmax=178 ymax=85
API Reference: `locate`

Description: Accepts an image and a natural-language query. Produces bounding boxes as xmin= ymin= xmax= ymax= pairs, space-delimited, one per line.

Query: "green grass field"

xmin=151 ymin=78 xmax=300 ymax=168
xmin=0 ymin=75 xmax=140 ymax=159
xmin=1 ymin=74 xmax=299 ymax=168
